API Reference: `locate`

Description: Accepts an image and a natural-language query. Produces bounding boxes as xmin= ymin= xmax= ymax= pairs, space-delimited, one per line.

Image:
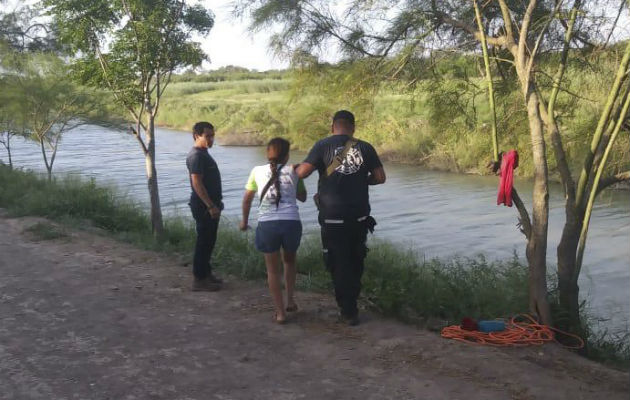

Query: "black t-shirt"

xmin=304 ymin=135 xmax=382 ymax=219
xmin=186 ymin=147 xmax=222 ymax=208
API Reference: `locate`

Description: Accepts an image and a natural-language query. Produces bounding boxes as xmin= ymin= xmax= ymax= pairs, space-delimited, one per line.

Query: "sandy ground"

xmin=0 ymin=213 xmax=628 ymax=400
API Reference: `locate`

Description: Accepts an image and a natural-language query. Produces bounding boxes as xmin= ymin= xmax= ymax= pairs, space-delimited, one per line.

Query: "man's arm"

xmin=296 ymin=162 xmax=316 ymax=179
xmin=368 ymin=166 xmax=386 ymax=185
xmin=191 ymin=174 xmax=220 ymax=218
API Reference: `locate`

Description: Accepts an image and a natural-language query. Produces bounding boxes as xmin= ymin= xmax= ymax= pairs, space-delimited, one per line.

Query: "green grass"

xmin=158 ymin=51 xmax=629 ymax=180
xmin=164 ymin=79 xmax=290 ymax=97
xmin=0 ymin=163 xmax=627 ymax=367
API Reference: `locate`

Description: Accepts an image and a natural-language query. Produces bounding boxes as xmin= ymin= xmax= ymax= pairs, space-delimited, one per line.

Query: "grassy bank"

xmin=159 ymin=51 xmax=629 ymax=179
xmin=0 ymin=164 xmax=627 ymax=366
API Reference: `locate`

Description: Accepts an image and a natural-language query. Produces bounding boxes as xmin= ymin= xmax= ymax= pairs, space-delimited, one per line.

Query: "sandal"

xmin=286 ymin=304 xmax=298 ymax=313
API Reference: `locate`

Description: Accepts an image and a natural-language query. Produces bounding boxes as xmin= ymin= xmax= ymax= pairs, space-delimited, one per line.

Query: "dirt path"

xmin=0 ymin=214 xmax=627 ymax=400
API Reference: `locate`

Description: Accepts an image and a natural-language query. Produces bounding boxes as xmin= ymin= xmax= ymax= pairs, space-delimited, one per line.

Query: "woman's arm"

xmin=293 ymin=165 xmax=308 ymax=202
xmin=240 ymin=190 xmax=256 ymax=230
xmin=297 ymin=187 xmax=307 ymax=202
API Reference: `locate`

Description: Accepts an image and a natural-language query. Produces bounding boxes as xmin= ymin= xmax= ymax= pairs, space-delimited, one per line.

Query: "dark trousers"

xmin=320 ymin=220 xmax=368 ymax=317
xmin=191 ymin=206 xmax=219 ymax=280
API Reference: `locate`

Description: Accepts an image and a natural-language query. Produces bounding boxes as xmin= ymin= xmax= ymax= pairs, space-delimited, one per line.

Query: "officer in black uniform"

xmin=296 ymin=110 xmax=386 ymax=325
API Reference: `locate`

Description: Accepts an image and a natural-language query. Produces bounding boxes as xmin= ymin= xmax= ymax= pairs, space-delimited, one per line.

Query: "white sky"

xmin=2 ymin=0 xmax=629 ymax=72
xmin=0 ymin=0 xmax=290 ymax=71
xmin=197 ymin=1 xmax=289 ymax=71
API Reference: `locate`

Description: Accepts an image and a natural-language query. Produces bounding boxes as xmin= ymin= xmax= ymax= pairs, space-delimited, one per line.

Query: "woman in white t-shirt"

xmin=240 ymin=138 xmax=307 ymax=324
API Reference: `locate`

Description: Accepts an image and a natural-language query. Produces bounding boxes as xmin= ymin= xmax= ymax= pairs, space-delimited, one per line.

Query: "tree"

xmin=237 ymin=0 xmax=630 ymax=334
xmin=0 ymin=3 xmax=58 ymax=52
xmin=1 ymin=4 xmax=71 ymax=171
xmin=0 ymin=73 xmax=26 ymax=170
xmin=44 ymin=0 xmax=214 ymax=237
xmin=2 ymin=51 xmax=102 ymax=179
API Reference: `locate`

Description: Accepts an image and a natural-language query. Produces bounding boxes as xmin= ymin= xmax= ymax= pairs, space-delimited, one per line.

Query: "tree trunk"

xmin=49 ymin=137 xmax=59 ymax=182
xmin=39 ymin=138 xmax=52 ymax=182
xmin=556 ymin=213 xmax=582 ymax=332
xmin=145 ymin=114 xmax=164 ymax=238
xmin=524 ymin=89 xmax=552 ymax=326
xmin=6 ymin=134 xmax=13 ymax=169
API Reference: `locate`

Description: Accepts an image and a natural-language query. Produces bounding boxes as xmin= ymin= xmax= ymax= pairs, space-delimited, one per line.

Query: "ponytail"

xmin=260 ymin=138 xmax=290 ymax=208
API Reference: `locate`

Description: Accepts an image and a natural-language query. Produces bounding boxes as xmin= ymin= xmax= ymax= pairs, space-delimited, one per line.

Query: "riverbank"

xmin=1 ymin=164 xmax=628 ymax=367
xmin=158 ymin=57 xmax=629 ymax=178
xmin=1 ymin=214 xmax=628 ymax=399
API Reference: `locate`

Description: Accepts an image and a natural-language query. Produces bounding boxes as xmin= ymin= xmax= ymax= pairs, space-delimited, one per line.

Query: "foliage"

xmin=0 ymin=4 xmax=58 ymax=51
xmin=44 ymin=0 xmax=215 ymax=235
xmin=45 ymin=0 xmax=214 ymax=118
xmin=0 ymin=48 xmax=104 ymax=177
xmin=157 ymin=52 xmax=628 ymax=179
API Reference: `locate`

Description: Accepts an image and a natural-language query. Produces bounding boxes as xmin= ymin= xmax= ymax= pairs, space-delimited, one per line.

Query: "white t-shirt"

xmin=245 ymin=164 xmax=305 ymax=222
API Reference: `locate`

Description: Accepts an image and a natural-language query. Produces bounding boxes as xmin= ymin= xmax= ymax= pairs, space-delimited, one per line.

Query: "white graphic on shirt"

xmin=334 ymin=146 xmax=363 ymax=175
xmin=264 ymin=175 xmax=292 ymax=204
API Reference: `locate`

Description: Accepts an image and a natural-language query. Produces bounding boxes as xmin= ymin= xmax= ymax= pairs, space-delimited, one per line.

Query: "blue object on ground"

xmin=478 ymin=320 xmax=506 ymax=333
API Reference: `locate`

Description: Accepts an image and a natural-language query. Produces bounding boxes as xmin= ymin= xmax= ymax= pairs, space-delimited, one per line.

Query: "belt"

xmin=323 ymin=216 xmax=368 ymax=224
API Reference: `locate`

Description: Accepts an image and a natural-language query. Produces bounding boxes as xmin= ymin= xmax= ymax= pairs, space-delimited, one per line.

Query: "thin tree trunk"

xmin=524 ymin=89 xmax=552 ymax=326
xmin=39 ymin=137 xmax=52 ymax=182
xmin=576 ymin=39 xmax=630 ymax=210
xmin=145 ymin=114 xmax=164 ymax=238
xmin=545 ymin=4 xmax=582 ymax=333
xmin=556 ymin=214 xmax=581 ymax=331
xmin=473 ymin=0 xmax=499 ymax=162
xmin=577 ymin=88 xmax=630 ymax=277
xmin=49 ymin=136 xmax=59 ymax=181
xmin=6 ymin=134 xmax=12 ymax=169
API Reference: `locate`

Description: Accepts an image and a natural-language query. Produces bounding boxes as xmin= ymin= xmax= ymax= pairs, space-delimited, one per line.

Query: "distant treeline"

xmin=172 ymin=65 xmax=286 ymax=83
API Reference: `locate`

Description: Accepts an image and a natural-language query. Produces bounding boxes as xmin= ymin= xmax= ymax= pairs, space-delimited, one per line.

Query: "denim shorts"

xmin=255 ymin=220 xmax=302 ymax=253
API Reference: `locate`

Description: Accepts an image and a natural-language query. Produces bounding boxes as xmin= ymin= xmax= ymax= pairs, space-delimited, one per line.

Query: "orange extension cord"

xmin=441 ymin=314 xmax=585 ymax=349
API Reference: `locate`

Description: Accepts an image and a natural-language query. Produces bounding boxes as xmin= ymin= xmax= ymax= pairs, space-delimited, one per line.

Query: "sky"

xmin=195 ymin=0 xmax=630 ymax=71
xmin=198 ymin=1 xmax=289 ymax=71
xmin=0 ymin=0 xmax=290 ymax=71
xmin=2 ymin=0 xmax=629 ymax=72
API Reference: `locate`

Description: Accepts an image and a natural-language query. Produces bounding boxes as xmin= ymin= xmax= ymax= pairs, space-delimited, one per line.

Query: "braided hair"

xmin=260 ymin=137 xmax=290 ymax=208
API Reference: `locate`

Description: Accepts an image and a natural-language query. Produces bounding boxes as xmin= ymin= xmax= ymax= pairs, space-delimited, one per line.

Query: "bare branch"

xmin=434 ymin=11 xmax=509 ymax=49
xmin=576 ymin=39 xmax=630 ymax=210
xmin=158 ymin=70 xmax=173 ymax=99
xmin=512 ymin=188 xmax=532 ymax=239
xmin=121 ymin=0 xmax=149 ymax=91
xmin=596 ymin=171 xmax=630 ymax=195
xmin=94 ymin=43 xmax=143 ymax=126
xmin=527 ymin=0 xmax=565 ymax=75
xmin=497 ymin=0 xmax=515 ymax=45
xmin=130 ymin=125 xmax=148 ymax=155
xmin=519 ymin=0 xmax=538 ymax=73
xmin=539 ymin=3 xmax=579 ymax=203
xmin=300 ymin=1 xmax=380 ymax=57
xmin=603 ymin=0 xmax=626 ymax=49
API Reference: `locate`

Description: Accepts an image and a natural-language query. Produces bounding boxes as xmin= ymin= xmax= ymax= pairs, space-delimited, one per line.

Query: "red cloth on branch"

xmin=497 ymin=150 xmax=519 ymax=207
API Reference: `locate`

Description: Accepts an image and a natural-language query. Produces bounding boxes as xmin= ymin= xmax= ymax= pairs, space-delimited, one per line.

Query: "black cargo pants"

xmin=320 ymin=218 xmax=369 ymax=318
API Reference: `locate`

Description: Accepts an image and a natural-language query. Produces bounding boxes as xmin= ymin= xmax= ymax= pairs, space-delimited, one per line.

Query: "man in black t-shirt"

xmin=186 ymin=121 xmax=224 ymax=291
xmin=297 ymin=110 xmax=386 ymax=325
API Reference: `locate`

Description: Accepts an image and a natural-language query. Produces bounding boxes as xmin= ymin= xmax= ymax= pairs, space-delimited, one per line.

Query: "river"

xmin=4 ymin=125 xmax=629 ymax=333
